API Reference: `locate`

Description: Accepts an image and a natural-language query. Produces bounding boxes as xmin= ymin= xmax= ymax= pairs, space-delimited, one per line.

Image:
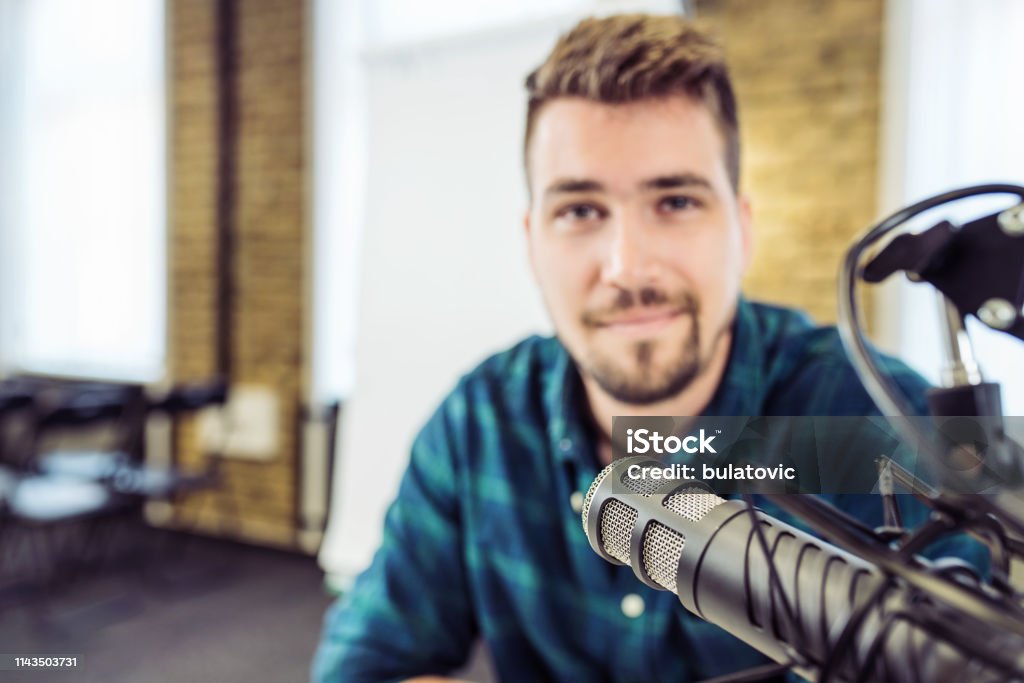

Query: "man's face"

xmin=525 ymin=95 xmax=752 ymax=405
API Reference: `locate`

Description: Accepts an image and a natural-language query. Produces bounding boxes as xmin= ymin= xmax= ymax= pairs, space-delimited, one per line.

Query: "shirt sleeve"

xmin=312 ymin=395 xmax=477 ymax=683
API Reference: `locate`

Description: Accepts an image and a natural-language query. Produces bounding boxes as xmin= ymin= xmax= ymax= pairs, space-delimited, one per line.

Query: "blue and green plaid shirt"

xmin=313 ymin=298 xmax=981 ymax=682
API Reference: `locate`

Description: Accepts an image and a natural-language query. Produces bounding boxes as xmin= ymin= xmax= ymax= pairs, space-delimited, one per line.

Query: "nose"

xmin=601 ymin=216 xmax=662 ymax=288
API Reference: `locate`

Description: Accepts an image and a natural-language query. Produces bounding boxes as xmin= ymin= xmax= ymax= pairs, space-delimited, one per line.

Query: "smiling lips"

xmin=593 ymin=307 xmax=690 ymax=338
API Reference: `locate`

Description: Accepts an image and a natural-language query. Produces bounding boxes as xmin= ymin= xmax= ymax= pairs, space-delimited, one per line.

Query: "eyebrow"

xmin=543 ymin=178 xmax=605 ymax=198
xmin=641 ymin=173 xmax=713 ymax=191
xmin=543 ymin=173 xmax=713 ymax=199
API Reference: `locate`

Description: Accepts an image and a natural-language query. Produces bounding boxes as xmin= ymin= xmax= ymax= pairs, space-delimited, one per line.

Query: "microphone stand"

xmin=703 ymin=185 xmax=1024 ymax=681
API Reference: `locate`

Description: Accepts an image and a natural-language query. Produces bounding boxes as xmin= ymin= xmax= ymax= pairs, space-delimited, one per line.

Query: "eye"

xmin=556 ymin=203 xmax=605 ymax=222
xmin=658 ymin=195 xmax=702 ymax=213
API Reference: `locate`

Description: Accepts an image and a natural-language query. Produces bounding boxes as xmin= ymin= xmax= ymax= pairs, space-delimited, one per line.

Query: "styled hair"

xmin=524 ymin=14 xmax=740 ymax=191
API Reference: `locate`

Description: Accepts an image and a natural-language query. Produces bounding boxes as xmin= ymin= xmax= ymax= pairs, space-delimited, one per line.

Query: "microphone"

xmin=582 ymin=456 xmax=1024 ymax=681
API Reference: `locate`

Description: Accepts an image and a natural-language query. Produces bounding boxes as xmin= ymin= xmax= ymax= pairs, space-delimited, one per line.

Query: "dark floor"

xmin=0 ymin=529 xmax=334 ymax=683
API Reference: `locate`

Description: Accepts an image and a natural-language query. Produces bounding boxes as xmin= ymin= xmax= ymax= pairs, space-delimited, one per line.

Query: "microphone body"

xmin=582 ymin=457 xmax=1024 ymax=681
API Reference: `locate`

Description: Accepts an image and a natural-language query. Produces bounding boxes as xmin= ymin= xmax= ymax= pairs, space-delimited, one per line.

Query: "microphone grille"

xmin=599 ymin=499 xmax=637 ymax=564
xmin=582 ymin=461 xmax=727 ymax=593
xmin=642 ymin=522 xmax=685 ymax=591
xmin=595 ymin=496 xmax=689 ymax=591
xmin=582 ymin=459 xmax=674 ymax=534
xmin=620 ymin=470 xmax=668 ymax=496
xmin=664 ymin=487 xmax=726 ymax=522
xmin=642 ymin=489 xmax=724 ymax=591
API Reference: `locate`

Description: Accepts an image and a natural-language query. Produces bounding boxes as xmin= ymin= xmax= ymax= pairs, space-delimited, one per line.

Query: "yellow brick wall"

xmin=169 ymin=0 xmax=305 ymax=549
xmin=700 ymin=0 xmax=884 ymax=323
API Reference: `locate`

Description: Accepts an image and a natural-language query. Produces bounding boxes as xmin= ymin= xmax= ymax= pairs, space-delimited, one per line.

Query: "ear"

xmin=737 ymin=193 xmax=754 ymax=272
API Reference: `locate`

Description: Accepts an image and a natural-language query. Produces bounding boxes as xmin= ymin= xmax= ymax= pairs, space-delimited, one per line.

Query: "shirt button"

xmin=558 ymin=438 xmax=573 ymax=453
xmin=569 ymin=491 xmax=583 ymax=514
xmin=621 ymin=593 xmax=645 ymax=618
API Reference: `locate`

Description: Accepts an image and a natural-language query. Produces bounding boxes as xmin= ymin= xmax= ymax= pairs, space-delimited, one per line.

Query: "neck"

xmin=586 ymin=329 xmax=734 ymax=466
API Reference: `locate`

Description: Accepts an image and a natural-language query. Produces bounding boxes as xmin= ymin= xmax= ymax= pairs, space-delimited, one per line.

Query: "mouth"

xmin=592 ymin=308 xmax=689 ymax=338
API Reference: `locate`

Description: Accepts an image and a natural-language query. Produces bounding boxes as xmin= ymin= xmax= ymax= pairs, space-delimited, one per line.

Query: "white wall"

xmin=316 ymin=23 xmax=563 ymax=578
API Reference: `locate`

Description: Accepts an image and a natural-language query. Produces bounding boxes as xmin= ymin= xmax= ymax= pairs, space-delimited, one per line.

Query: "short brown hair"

xmin=524 ymin=14 xmax=740 ymax=191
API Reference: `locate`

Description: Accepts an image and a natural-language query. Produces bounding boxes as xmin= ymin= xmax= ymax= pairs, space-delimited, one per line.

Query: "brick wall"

xmin=700 ymin=0 xmax=884 ymax=323
xmin=169 ymin=0 xmax=305 ymax=548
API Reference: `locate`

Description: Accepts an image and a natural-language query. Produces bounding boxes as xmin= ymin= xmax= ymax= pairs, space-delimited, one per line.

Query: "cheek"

xmin=671 ymin=229 xmax=745 ymax=304
xmin=534 ymin=243 xmax=596 ymax=316
xmin=669 ymin=233 xmax=720 ymax=280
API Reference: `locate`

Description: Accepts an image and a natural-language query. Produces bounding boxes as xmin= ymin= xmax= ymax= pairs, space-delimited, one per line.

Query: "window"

xmin=0 ymin=0 xmax=166 ymax=382
xmin=880 ymin=0 xmax=1024 ymax=413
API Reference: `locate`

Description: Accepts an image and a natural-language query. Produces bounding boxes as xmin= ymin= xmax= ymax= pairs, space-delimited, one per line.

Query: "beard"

xmin=578 ymin=287 xmax=704 ymax=405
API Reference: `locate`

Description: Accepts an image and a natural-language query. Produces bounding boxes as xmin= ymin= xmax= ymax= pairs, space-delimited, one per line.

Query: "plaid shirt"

xmin=313 ymin=298 xmax=982 ymax=682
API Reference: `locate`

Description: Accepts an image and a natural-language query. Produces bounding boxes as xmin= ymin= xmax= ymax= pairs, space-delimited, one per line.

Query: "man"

xmin=313 ymin=14 xmax=973 ymax=682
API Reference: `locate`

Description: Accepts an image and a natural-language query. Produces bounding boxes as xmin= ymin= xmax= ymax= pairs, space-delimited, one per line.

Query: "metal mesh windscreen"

xmin=641 ymin=522 xmax=685 ymax=591
xmin=664 ymin=487 xmax=725 ymax=522
xmin=599 ymin=499 xmax=636 ymax=564
xmin=619 ymin=469 xmax=665 ymax=496
xmin=584 ymin=462 xmax=728 ymax=591
xmin=640 ymin=488 xmax=725 ymax=591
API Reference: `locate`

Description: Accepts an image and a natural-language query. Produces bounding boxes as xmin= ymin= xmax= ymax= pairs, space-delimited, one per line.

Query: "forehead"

xmin=526 ymin=95 xmax=729 ymax=194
